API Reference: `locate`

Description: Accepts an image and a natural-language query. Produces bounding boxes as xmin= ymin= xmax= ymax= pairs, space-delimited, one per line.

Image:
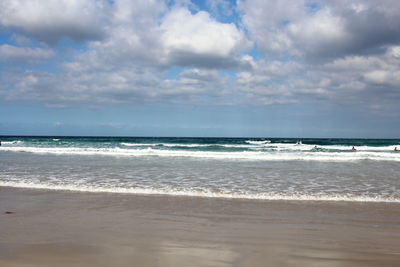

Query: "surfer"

xmin=352 ymin=146 xmax=356 ymax=151
xmin=395 ymin=147 xmax=398 ymax=152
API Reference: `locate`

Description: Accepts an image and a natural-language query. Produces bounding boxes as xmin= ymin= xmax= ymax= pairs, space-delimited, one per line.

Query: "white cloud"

xmin=0 ymin=0 xmax=109 ymax=44
xmin=0 ymin=44 xmax=54 ymax=64
xmin=1 ymin=0 xmax=400 ymax=115
xmin=286 ymin=8 xmax=350 ymax=58
xmin=238 ymin=0 xmax=400 ymax=60
xmin=387 ymin=46 xmax=400 ymax=59
xmin=363 ymin=70 xmax=400 ymax=86
xmin=161 ymin=7 xmax=251 ymax=68
xmin=179 ymin=68 xmax=219 ymax=83
xmin=162 ymin=8 xmax=235 ymax=56
xmin=238 ymin=0 xmax=307 ymax=54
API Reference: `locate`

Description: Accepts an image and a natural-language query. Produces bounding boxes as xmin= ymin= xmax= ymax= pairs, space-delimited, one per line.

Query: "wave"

xmin=0 ymin=141 xmax=22 ymax=145
xmin=1 ymin=180 xmax=398 ymax=203
xmin=245 ymin=140 xmax=271 ymax=145
xmin=1 ymin=146 xmax=400 ymax=162
xmin=121 ymin=142 xmax=213 ymax=148
xmin=2 ymin=139 xmax=397 ymax=151
xmin=120 ymin=142 xmax=253 ymax=148
xmin=118 ymin=142 xmax=398 ymax=152
xmin=121 ymin=142 xmax=156 ymax=147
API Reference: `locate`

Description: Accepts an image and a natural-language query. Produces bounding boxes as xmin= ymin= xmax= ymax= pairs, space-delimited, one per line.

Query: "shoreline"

xmin=1 ymin=184 xmax=399 ymax=203
xmin=1 ymin=187 xmax=400 ymax=266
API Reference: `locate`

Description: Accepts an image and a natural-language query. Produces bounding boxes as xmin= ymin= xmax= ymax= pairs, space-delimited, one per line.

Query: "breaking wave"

xmin=1 ymin=180 xmax=399 ymax=203
xmin=1 ymin=145 xmax=400 ymax=162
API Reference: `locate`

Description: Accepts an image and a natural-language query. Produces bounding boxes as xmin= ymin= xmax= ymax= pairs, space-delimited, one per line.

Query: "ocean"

xmin=0 ymin=136 xmax=399 ymax=202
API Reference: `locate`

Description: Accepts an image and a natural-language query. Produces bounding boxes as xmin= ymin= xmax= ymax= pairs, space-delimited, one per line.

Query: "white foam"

xmin=316 ymin=144 xmax=399 ymax=151
xmin=0 ymin=141 xmax=22 ymax=145
xmin=1 ymin=181 xmax=399 ymax=203
xmin=121 ymin=142 xmax=248 ymax=148
xmin=121 ymin=142 xmax=156 ymax=147
xmin=159 ymin=143 xmax=211 ymax=147
xmin=245 ymin=140 xmax=271 ymax=145
xmin=2 ymin=146 xmax=400 ymax=162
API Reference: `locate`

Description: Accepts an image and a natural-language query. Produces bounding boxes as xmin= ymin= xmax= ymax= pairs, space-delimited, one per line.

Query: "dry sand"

xmin=1 ymin=187 xmax=400 ymax=266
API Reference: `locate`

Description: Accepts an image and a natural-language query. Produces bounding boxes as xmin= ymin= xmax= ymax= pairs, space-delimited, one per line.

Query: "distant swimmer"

xmin=352 ymin=146 xmax=356 ymax=151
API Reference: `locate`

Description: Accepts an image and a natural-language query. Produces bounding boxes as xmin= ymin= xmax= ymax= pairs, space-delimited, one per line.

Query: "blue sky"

xmin=1 ymin=0 xmax=400 ymax=138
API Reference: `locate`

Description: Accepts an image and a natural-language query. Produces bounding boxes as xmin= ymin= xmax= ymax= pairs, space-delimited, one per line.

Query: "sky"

xmin=1 ymin=0 xmax=400 ymax=138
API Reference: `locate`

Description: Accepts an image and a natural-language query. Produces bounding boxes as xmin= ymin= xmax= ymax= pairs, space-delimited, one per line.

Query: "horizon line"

xmin=1 ymin=135 xmax=399 ymax=140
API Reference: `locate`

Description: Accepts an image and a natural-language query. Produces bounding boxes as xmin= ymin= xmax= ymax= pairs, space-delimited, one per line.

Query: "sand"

xmin=1 ymin=187 xmax=400 ymax=266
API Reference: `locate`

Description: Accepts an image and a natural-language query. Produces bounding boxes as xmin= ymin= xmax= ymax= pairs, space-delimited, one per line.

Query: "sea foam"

xmin=1 ymin=180 xmax=399 ymax=203
xmin=1 ymin=145 xmax=400 ymax=162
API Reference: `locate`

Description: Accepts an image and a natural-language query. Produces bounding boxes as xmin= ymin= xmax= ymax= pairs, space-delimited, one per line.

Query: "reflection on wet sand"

xmin=1 ymin=187 xmax=400 ymax=266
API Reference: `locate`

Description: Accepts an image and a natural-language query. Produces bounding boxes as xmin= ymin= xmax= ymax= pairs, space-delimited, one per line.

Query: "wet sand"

xmin=1 ymin=187 xmax=400 ymax=266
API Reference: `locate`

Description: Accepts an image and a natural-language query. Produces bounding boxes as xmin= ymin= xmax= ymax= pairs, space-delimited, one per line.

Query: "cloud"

xmin=0 ymin=0 xmax=253 ymax=107
xmin=363 ymin=70 xmax=390 ymax=85
xmin=161 ymin=7 xmax=251 ymax=69
xmin=238 ymin=0 xmax=400 ymax=60
xmin=205 ymin=0 xmax=235 ymax=18
xmin=363 ymin=70 xmax=400 ymax=87
xmin=0 ymin=0 xmax=109 ymax=44
xmin=0 ymin=44 xmax=54 ymax=64
xmin=234 ymin=42 xmax=400 ymax=110
xmin=179 ymin=68 xmax=219 ymax=82
xmin=1 ymin=0 xmax=400 ymax=117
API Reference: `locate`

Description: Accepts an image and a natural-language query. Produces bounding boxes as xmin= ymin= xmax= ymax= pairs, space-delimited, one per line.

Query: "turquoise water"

xmin=1 ymin=136 xmax=399 ymax=202
xmin=1 ymin=136 xmax=399 ymax=158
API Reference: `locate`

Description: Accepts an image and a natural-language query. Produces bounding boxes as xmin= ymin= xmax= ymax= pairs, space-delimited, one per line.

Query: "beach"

xmin=2 ymin=0 xmax=400 ymax=265
xmin=1 ymin=136 xmax=400 ymax=266
xmin=1 ymin=187 xmax=400 ymax=266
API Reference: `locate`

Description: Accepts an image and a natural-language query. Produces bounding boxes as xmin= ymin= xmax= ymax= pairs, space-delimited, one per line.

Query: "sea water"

xmin=0 ymin=136 xmax=399 ymax=202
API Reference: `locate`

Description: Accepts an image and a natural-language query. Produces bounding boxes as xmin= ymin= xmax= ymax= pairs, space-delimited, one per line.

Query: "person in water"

xmin=395 ymin=147 xmax=398 ymax=152
xmin=352 ymin=146 xmax=356 ymax=151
